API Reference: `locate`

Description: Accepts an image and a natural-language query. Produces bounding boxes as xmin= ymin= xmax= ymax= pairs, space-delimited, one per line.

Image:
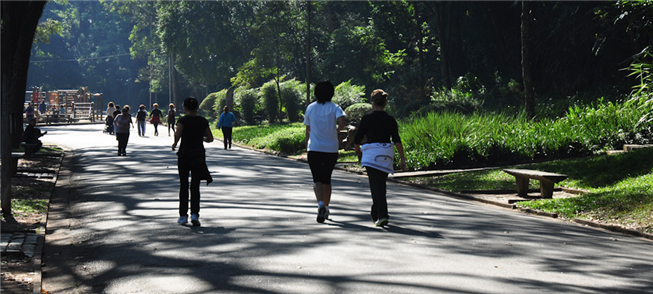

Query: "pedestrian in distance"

xmin=304 ymin=80 xmax=347 ymax=223
xmin=149 ymin=103 xmax=164 ymax=136
xmin=172 ymin=97 xmax=214 ymax=227
xmin=106 ymin=102 xmax=116 ymax=117
xmin=136 ymin=104 xmax=148 ymax=137
xmin=39 ymin=99 xmax=47 ymax=115
xmin=24 ymin=102 xmax=35 ymax=125
xmin=113 ymin=104 xmax=121 ymax=119
xmin=217 ymin=105 xmax=237 ymax=149
xmin=113 ymin=106 xmax=134 ymax=156
xmin=353 ymin=89 xmax=406 ymax=227
xmin=167 ymin=103 xmax=176 ymax=136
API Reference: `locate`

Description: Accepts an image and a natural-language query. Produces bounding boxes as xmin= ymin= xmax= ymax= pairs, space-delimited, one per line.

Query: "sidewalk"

xmin=1 ymin=149 xmax=64 ymax=293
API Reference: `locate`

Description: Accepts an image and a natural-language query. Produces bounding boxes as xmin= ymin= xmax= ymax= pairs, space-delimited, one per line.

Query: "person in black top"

xmin=353 ymin=89 xmax=406 ymax=227
xmin=149 ymin=103 xmax=163 ymax=136
xmin=172 ymin=97 xmax=214 ymax=227
xmin=23 ymin=119 xmax=47 ymax=155
xmin=136 ymin=104 xmax=148 ymax=137
xmin=113 ymin=104 xmax=122 ymax=119
xmin=167 ymin=103 xmax=176 ymax=136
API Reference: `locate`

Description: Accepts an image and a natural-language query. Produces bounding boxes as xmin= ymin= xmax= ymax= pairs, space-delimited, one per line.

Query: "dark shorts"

xmin=308 ymin=151 xmax=338 ymax=184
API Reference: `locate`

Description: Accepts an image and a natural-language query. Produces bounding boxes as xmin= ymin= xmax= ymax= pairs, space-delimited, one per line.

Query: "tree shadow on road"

xmin=41 ymin=132 xmax=653 ymax=293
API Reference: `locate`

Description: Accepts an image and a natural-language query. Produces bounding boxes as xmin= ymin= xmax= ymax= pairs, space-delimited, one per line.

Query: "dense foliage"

xmin=27 ymin=1 xmax=651 ymax=117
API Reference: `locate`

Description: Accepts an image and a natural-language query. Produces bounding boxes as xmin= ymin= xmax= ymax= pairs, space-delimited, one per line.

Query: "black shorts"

xmin=308 ymin=151 xmax=338 ymax=184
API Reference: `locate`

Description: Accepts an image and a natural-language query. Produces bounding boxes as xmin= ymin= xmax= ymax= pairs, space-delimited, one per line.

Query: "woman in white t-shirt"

xmin=304 ymin=80 xmax=347 ymax=223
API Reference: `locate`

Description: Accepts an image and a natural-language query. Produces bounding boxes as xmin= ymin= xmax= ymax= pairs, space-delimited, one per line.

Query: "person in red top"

xmin=149 ymin=103 xmax=164 ymax=136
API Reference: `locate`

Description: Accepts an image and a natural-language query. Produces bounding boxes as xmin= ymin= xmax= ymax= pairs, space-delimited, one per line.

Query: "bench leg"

xmin=11 ymin=157 xmax=19 ymax=175
xmin=515 ymin=176 xmax=529 ymax=196
xmin=540 ymin=181 xmax=555 ymax=199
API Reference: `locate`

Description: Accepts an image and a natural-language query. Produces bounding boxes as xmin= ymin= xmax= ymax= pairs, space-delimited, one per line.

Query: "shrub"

xmin=345 ymin=103 xmax=373 ymax=126
xmin=261 ymin=80 xmax=279 ymax=124
xmin=235 ymin=123 xmax=306 ymax=154
xmin=333 ymin=80 xmax=366 ymax=110
xmin=235 ymin=88 xmax=258 ymax=125
xmin=281 ymin=79 xmax=304 ymax=122
xmin=200 ymin=91 xmax=223 ymax=118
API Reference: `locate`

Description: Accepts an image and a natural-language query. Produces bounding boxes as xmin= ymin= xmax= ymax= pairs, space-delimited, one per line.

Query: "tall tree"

xmin=1 ymin=1 xmax=47 ymax=215
xmin=521 ymin=1 xmax=535 ymax=119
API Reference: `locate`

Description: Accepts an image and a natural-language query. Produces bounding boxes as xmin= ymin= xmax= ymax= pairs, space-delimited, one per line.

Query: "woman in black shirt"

xmin=172 ymin=97 xmax=214 ymax=227
xmin=354 ymin=89 xmax=406 ymax=227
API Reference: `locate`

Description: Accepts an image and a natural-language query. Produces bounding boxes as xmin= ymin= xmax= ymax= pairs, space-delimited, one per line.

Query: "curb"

xmin=35 ymin=149 xmax=72 ymax=293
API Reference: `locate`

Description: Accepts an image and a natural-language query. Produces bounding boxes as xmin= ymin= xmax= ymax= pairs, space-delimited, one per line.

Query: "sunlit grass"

xmin=10 ymin=199 xmax=49 ymax=214
xmin=401 ymin=148 xmax=653 ymax=234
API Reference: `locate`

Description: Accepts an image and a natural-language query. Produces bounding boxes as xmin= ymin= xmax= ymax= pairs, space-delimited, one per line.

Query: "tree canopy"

xmin=26 ymin=0 xmax=652 ymax=115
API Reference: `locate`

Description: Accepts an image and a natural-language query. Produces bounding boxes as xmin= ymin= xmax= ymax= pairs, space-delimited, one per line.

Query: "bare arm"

xmin=305 ymin=125 xmax=310 ymax=149
xmin=337 ymin=116 xmax=346 ymax=131
xmin=204 ymin=126 xmax=214 ymax=143
xmin=395 ymin=142 xmax=407 ymax=171
xmin=172 ymin=123 xmax=183 ymax=151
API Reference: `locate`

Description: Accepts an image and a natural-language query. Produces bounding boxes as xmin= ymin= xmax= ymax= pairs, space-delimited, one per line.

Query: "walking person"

xmin=112 ymin=104 xmax=121 ymax=118
xmin=304 ymin=80 xmax=347 ymax=223
xmin=217 ymin=105 xmax=237 ymax=149
xmin=149 ymin=103 xmax=164 ymax=136
xmin=172 ymin=97 xmax=214 ymax=227
xmin=136 ymin=104 xmax=148 ymax=137
xmin=353 ymin=89 xmax=406 ymax=227
xmin=38 ymin=99 xmax=48 ymax=115
xmin=167 ymin=103 xmax=176 ymax=136
xmin=24 ymin=102 xmax=35 ymax=125
xmin=113 ymin=106 xmax=134 ymax=156
xmin=106 ymin=102 xmax=116 ymax=117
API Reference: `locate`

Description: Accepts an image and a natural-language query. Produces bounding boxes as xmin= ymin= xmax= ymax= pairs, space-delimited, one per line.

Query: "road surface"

xmin=40 ymin=124 xmax=652 ymax=293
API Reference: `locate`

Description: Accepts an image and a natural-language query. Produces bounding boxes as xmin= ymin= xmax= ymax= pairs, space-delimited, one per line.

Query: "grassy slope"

xmin=405 ymin=148 xmax=653 ymax=234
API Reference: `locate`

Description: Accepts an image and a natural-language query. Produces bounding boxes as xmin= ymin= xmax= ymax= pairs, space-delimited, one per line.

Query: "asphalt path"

xmin=39 ymin=123 xmax=652 ymax=293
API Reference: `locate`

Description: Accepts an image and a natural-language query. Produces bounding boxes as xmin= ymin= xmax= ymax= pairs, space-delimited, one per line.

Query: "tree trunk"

xmin=429 ymin=2 xmax=452 ymax=91
xmin=171 ymin=53 xmax=178 ymax=111
xmin=415 ymin=4 xmax=425 ymax=101
xmin=1 ymin=1 xmax=47 ymax=214
xmin=521 ymin=1 xmax=535 ymax=119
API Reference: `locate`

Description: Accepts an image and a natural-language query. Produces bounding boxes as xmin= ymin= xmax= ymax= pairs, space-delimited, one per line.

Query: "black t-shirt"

xmin=177 ymin=115 xmax=209 ymax=154
xmin=354 ymin=110 xmax=401 ymax=145
xmin=136 ymin=110 xmax=147 ymax=121
xmin=151 ymin=108 xmax=162 ymax=118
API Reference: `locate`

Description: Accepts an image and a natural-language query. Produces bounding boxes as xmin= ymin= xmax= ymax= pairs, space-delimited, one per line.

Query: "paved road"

xmin=40 ymin=124 xmax=652 ymax=293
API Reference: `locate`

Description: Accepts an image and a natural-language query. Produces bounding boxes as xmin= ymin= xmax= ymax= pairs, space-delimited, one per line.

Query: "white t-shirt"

xmin=304 ymin=101 xmax=346 ymax=153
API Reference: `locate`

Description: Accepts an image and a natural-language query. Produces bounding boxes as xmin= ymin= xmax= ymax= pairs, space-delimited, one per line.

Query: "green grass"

xmin=214 ymin=122 xmax=306 ymax=154
xmin=403 ymin=148 xmax=653 ymax=234
xmin=399 ymin=96 xmax=653 ymax=170
xmin=10 ymin=199 xmax=49 ymax=214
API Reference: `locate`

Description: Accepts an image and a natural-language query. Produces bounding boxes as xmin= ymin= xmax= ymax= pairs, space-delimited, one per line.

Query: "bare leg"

xmin=313 ymin=183 xmax=332 ymax=206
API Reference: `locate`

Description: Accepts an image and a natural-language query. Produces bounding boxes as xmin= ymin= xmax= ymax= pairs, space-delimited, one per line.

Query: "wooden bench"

xmin=503 ymin=169 xmax=568 ymax=199
xmin=11 ymin=152 xmax=24 ymax=175
xmin=41 ymin=114 xmax=73 ymax=124
xmin=20 ymin=142 xmax=39 ymax=158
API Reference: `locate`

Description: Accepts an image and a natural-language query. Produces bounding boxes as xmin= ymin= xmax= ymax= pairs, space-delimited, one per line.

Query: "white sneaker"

xmin=177 ymin=215 xmax=188 ymax=224
xmin=190 ymin=213 xmax=201 ymax=227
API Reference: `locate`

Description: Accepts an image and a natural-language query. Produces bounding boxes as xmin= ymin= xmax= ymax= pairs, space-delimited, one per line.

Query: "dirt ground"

xmin=1 ymin=147 xmax=62 ymax=293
